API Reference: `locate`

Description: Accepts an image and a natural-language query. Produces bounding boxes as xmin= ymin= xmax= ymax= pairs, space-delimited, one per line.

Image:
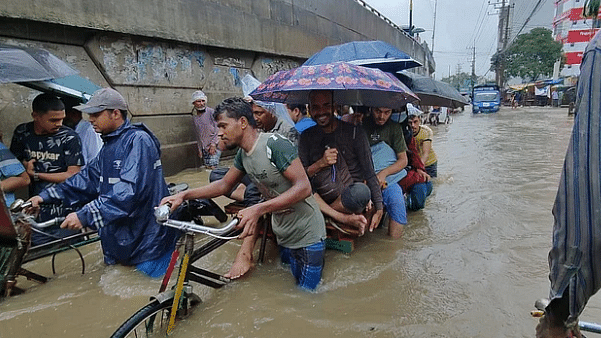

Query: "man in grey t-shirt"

xmin=163 ymin=97 xmax=326 ymax=290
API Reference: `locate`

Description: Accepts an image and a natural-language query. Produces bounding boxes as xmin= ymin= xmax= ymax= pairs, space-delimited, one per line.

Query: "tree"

xmin=441 ymin=72 xmax=489 ymax=91
xmin=491 ymin=27 xmax=563 ymax=82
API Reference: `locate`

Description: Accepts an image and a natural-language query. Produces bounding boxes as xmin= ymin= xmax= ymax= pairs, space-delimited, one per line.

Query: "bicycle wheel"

xmin=110 ymin=298 xmax=173 ymax=338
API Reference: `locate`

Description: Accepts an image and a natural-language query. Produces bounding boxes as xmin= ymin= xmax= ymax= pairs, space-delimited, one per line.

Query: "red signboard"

xmin=569 ymin=7 xmax=601 ymax=20
xmin=565 ymin=51 xmax=584 ymax=65
xmin=566 ymin=29 xmax=600 ymax=43
xmin=556 ymin=7 xmax=601 ymax=24
xmin=570 ymin=7 xmax=584 ymax=21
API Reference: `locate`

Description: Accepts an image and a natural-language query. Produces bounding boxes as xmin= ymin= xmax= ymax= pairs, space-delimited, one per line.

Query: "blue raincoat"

xmin=39 ymin=121 xmax=179 ymax=266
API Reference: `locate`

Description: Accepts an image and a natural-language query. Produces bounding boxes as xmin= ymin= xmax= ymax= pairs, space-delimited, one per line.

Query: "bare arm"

xmin=237 ymin=158 xmax=312 ymax=238
xmin=25 ymin=160 xmax=81 ymax=184
xmin=305 ymin=148 xmax=337 ymax=178
xmin=376 ymin=152 xmax=408 ymax=188
xmin=420 ymin=140 xmax=432 ymax=166
xmin=1 ymin=171 xmax=30 ymax=192
xmin=313 ymin=192 xmax=367 ymax=235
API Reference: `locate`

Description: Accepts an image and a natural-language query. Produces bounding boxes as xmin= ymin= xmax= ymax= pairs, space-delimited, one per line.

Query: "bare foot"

xmin=343 ymin=214 xmax=367 ymax=235
xmin=223 ymin=252 xmax=254 ymax=279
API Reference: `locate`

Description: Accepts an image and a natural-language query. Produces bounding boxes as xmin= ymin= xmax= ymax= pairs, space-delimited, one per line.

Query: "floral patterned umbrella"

xmin=249 ymin=62 xmax=419 ymax=109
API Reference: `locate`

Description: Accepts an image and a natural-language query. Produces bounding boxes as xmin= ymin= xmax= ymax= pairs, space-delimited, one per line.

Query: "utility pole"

xmin=471 ymin=45 xmax=476 ymax=98
xmin=503 ymin=1 xmax=511 ymax=50
xmin=431 ymin=0 xmax=437 ymax=52
xmin=493 ymin=0 xmax=512 ymax=87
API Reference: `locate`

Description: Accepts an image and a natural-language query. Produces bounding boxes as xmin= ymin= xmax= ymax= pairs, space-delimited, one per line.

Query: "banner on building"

xmin=565 ymin=51 xmax=584 ymax=65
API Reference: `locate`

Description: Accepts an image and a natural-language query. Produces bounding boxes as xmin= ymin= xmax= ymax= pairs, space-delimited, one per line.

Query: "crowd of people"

xmin=1 ymin=86 xmax=440 ymax=290
xmin=168 ymin=89 xmax=440 ymax=289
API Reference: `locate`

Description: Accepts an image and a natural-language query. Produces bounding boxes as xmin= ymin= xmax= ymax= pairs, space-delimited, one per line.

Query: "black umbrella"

xmin=0 ymin=44 xmax=78 ymax=84
xmin=20 ymin=75 xmax=101 ymax=103
xmin=396 ymin=71 xmax=469 ymax=108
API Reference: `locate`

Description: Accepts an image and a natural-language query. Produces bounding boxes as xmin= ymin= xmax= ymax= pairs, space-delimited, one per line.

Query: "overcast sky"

xmin=363 ymin=0 xmax=555 ymax=80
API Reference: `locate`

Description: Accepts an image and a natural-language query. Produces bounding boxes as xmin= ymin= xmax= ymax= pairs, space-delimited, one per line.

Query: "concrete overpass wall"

xmin=0 ymin=0 xmax=434 ymax=175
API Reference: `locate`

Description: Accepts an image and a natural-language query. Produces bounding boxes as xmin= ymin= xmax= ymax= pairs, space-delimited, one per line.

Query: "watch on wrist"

xmin=33 ymin=172 xmax=39 ymax=181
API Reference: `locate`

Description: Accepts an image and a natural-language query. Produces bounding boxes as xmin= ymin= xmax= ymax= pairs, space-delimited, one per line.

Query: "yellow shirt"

xmin=414 ymin=125 xmax=438 ymax=167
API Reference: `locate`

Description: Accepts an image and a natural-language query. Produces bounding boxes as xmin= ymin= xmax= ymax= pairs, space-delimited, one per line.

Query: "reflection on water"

xmin=3 ymin=106 xmax=599 ymax=337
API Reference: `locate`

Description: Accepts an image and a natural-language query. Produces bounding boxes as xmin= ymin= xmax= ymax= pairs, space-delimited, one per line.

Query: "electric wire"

xmin=471 ymin=0 xmax=491 ymax=44
xmin=502 ymin=0 xmax=548 ymax=52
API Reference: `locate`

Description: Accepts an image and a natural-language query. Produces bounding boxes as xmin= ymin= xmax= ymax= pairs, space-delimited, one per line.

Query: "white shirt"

xmin=75 ymin=120 xmax=103 ymax=164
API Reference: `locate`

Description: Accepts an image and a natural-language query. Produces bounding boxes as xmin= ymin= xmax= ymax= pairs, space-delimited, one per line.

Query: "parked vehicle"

xmin=472 ymin=84 xmax=501 ymax=114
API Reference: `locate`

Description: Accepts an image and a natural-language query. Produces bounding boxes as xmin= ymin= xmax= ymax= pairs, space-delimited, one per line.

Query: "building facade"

xmin=0 ymin=0 xmax=435 ymax=176
xmin=553 ymin=0 xmax=601 ymax=77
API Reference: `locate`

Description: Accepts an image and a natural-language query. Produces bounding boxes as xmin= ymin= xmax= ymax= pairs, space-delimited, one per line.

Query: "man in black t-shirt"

xmin=10 ymin=93 xmax=84 ymax=245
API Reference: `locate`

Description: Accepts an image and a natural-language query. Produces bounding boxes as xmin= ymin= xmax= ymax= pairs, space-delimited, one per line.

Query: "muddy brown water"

xmin=2 ymin=106 xmax=599 ymax=338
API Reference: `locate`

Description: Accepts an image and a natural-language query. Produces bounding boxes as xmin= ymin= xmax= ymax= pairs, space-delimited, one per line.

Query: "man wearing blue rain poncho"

xmin=27 ymin=88 xmax=179 ymax=278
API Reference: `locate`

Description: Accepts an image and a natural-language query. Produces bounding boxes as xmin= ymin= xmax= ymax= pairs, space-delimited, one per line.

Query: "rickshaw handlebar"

xmin=30 ymin=217 xmax=65 ymax=229
xmin=154 ymin=204 xmax=239 ymax=236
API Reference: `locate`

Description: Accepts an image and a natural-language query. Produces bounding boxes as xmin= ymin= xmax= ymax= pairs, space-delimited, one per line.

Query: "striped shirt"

xmin=548 ymin=31 xmax=601 ymax=324
xmin=0 ymin=142 xmax=26 ymax=206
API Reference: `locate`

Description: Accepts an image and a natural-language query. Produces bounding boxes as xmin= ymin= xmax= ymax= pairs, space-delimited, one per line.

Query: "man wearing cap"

xmin=27 ymin=88 xmax=179 ymax=277
xmin=191 ymin=90 xmax=220 ymax=169
xmin=10 ymin=93 xmax=84 ymax=245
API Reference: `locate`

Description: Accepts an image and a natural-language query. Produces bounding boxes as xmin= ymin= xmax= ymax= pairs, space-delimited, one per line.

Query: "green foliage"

xmin=492 ymin=27 xmax=563 ymax=82
xmin=583 ymin=0 xmax=600 ymax=18
xmin=441 ymin=72 xmax=489 ymax=91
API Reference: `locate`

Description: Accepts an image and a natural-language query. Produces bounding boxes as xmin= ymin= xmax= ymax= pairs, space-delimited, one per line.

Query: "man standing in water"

xmin=362 ymin=106 xmax=408 ymax=238
xmin=191 ymin=90 xmax=220 ymax=169
xmin=10 ymin=93 xmax=84 ymax=245
xmin=535 ymin=32 xmax=601 ymax=338
xmin=162 ymin=97 xmax=326 ymax=290
xmin=28 ymin=88 xmax=179 ymax=277
xmin=408 ymin=112 xmax=438 ymax=178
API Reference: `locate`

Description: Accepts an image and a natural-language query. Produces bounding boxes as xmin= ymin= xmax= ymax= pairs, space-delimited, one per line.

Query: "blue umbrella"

xmin=303 ymin=40 xmax=421 ymax=73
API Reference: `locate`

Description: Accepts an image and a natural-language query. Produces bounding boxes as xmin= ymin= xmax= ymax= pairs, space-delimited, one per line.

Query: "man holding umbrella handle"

xmin=299 ymin=90 xmax=384 ymax=235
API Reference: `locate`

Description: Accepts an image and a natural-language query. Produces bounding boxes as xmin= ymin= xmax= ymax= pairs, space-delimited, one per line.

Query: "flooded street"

xmin=2 ymin=106 xmax=598 ymax=338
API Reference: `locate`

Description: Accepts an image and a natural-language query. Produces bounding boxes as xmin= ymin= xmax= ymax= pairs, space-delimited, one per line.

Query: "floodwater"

xmin=1 ymin=106 xmax=598 ymax=338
